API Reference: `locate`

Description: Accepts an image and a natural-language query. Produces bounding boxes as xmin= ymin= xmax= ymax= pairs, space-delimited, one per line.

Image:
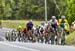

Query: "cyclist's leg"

xmin=50 ymin=31 xmax=55 ymax=44
xmin=32 ymin=33 xmax=36 ymax=42
xmin=37 ymin=34 xmax=40 ymax=43
xmin=57 ymin=32 xmax=62 ymax=45
xmin=17 ymin=31 xmax=21 ymax=41
xmin=39 ymin=33 xmax=44 ymax=43
xmin=21 ymin=32 xmax=25 ymax=42
xmin=23 ymin=32 xmax=28 ymax=42
xmin=61 ymin=30 xmax=66 ymax=45
xmin=27 ymin=29 xmax=32 ymax=41
xmin=45 ymin=32 xmax=49 ymax=44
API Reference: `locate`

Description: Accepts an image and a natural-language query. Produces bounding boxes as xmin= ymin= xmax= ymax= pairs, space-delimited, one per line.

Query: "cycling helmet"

xmin=18 ymin=25 xmax=22 ymax=29
xmin=61 ymin=15 xmax=65 ymax=19
xmin=52 ymin=16 xmax=56 ymax=19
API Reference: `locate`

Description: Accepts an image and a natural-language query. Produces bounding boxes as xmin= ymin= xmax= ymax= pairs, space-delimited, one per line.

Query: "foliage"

xmin=0 ymin=0 xmax=75 ymax=24
xmin=65 ymin=31 xmax=75 ymax=46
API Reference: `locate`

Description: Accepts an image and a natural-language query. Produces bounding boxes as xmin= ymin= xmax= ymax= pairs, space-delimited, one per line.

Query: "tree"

xmin=0 ymin=0 xmax=75 ymax=24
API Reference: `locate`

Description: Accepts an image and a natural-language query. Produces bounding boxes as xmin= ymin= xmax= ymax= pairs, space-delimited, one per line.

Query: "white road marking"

xmin=0 ymin=42 xmax=41 ymax=51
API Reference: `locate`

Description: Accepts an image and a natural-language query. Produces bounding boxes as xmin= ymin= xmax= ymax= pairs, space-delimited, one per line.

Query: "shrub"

xmin=65 ymin=31 xmax=75 ymax=46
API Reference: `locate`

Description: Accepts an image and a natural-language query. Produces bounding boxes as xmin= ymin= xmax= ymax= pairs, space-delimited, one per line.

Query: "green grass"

xmin=65 ymin=31 xmax=75 ymax=46
xmin=1 ymin=20 xmax=44 ymax=28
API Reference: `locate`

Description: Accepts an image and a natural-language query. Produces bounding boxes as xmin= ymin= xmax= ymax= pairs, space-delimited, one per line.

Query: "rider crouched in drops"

xmin=49 ymin=16 xmax=58 ymax=32
xmin=49 ymin=16 xmax=58 ymax=44
xmin=22 ymin=27 xmax=27 ymax=42
xmin=44 ymin=22 xmax=54 ymax=44
xmin=26 ymin=20 xmax=34 ymax=42
xmin=58 ymin=15 xmax=69 ymax=45
xmin=26 ymin=20 xmax=33 ymax=31
xmin=38 ymin=23 xmax=45 ymax=43
xmin=17 ymin=25 xmax=23 ymax=41
xmin=59 ymin=15 xmax=69 ymax=35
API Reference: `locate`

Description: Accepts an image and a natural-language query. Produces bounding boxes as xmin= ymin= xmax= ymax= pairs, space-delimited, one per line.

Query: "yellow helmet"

xmin=17 ymin=25 xmax=22 ymax=31
xmin=18 ymin=25 xmax=22 ymax=28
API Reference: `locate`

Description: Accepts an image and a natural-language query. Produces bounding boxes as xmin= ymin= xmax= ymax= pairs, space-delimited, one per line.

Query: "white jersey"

xmin=40 ymin=25 xmax=45 ymax=30
xmin=44 ymin=23 xmax=48 ymax=29
xmin=49 ymin=19 xmax=58 ymax=25
xmin=39 ymin=25 xmax=44 ymax=34
xmin=33 ymin=26 xmax=36 ymax=30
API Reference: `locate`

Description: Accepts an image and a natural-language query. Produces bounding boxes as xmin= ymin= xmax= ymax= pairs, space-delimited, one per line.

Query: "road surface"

xmin=0 ymin=28 xmax=13 ymax=41
xmin=0 ymin=28 xmax=75 ymax=51
xmin=0 ymin=42 xmax=75 ymax=51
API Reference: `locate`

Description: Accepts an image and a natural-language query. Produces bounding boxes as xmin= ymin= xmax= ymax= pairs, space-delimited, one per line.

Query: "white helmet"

xmin=61 ymin=15 xmax=65 ymax=19
xmin=52 ymin=16 xmax=56 ymax=19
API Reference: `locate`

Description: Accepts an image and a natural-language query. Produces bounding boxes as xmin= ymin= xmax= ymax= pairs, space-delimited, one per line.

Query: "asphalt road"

xmin=0 ymin=28 xmax=75 ymax=51
xmin=0 ymin=28 xmax=13 ymax=41
xmin=0 ymin=42 xmax=75 ymax=51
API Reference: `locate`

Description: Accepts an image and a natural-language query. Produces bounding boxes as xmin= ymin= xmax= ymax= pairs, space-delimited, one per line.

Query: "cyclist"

xmin=17 ymin=25 xmax=22 ymax=32
xmin=22 ymin=27 xmax=27 ymax=42
xmin=49 ymin=16 xmax=58 ymax=44
xmin=58 ymin=15 xmax=69 ymax=45
xmin=38 ymin=23 xmax=45 ymax=43
xmin=49 ymin=16 xmax=58 ymax=31
xmin=56 ymin=24 xmax=63 ymax=45
xmin=17 ymin=25 xmax=23 ymax=41
xmin=26 ymin=20 xmax=33 ymax=31
xmin=44 ymin=23 xmax=54 ymax=44
xmin=26 ymin=20 xmax=34 ymax=41
xmin=59 ymin=15 xmax=69 ymax=34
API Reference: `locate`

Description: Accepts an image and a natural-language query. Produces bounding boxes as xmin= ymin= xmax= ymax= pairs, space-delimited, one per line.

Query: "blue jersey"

xmin=26 ymin=21 xmax=33 ymax=28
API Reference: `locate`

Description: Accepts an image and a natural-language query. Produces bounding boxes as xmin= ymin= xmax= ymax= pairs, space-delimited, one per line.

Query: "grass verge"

xmin=1 ymin=20 xmax=44 ymax=28
xmin=65 ymin=31 xmax=75 ymax=46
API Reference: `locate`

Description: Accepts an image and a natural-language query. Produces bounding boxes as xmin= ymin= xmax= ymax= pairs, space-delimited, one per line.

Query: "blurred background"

xmin=0 ymin=0 xmax=75 ymax=23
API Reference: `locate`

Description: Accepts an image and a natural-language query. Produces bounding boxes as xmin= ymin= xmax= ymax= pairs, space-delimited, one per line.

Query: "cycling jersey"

xmin=57 ymin=26 xmax=63 ymax=33
xmin=59 ymin=19 xmax=69 ymax=31
xmin=23 ymin=28 xmax=27 ymax=33
xmin=39 ymin=26 xmax=44 ymax=34
xmin=49 ymin=19 xmax=58 ymax=29
xmin=26 ymin=21 xmax=33 ymax=31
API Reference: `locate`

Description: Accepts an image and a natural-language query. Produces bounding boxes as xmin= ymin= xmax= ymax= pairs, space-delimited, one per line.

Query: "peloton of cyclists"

xmin=15 ymin=15 xmax=69 ymax=44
